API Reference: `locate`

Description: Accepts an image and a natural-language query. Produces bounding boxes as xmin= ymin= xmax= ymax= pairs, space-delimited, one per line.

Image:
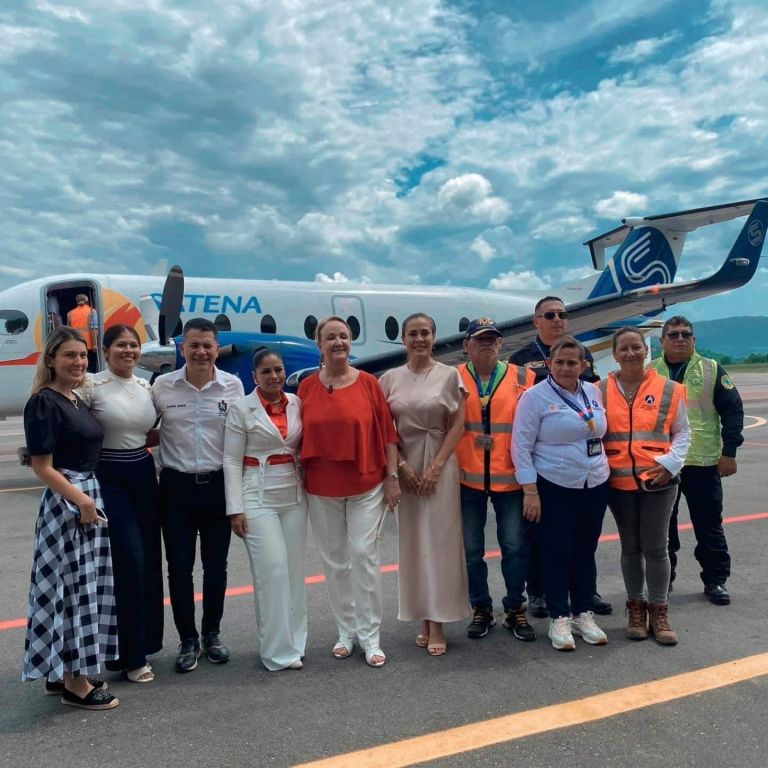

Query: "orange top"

xmin=298 ymin=370 xmax=398 ymax=497
xmin=257 ymin=388 xmax=289 ymax=439
xmin=67 ymin=305 xmax=96 ymax=349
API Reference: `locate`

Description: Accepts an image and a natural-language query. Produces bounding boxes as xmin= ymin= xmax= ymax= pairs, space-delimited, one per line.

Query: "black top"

xmin=509 ymin=337 xmax=600 ymax=384
xmin=24 ymin=388 xmax=104 ymax=471
xmin=664 ymin=359 xmax=744 ymax=457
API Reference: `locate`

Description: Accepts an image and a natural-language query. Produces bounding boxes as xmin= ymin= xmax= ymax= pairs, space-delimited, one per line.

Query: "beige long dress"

xmin=379 ymin=363 xmax=470 ymax=622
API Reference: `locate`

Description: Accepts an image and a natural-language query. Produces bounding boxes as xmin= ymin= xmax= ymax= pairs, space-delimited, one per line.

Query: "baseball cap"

xmin=465 ymin=317 xmax=502 ymax=339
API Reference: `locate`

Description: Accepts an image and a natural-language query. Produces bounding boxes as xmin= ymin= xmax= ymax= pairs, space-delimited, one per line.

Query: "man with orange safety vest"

xmin=66 ymin=293 xmax=100 ymax=372
xmin=456 ymin=318 xmax=537 ymax=642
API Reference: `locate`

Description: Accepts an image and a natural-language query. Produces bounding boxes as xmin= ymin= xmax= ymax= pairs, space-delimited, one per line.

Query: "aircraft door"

xmin=331 ymin=296 xmax=366 ymax=345
xmin=42 ymin=280 xmax=104 ymax=371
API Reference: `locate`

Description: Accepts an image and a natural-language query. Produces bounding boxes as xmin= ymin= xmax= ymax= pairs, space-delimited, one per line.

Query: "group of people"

xmin=21 ymin=299 xmax=744 ymax=711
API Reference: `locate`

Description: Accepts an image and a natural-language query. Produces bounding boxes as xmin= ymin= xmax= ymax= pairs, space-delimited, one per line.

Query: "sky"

xmin=1 ymin=0 xmax=767 ymax=321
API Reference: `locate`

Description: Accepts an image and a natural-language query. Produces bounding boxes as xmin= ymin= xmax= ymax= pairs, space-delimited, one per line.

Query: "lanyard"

xmin=469 ymin=362 xmax=501 ymax=407
xmin=534 ymin=338 xmax=550 ymax=361
xmin=547 ymin=376 xmax=595 ymax=433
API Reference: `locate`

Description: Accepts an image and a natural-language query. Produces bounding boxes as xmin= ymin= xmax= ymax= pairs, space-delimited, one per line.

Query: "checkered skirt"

xmin=22 ymin=470 xmax=119 ymax=681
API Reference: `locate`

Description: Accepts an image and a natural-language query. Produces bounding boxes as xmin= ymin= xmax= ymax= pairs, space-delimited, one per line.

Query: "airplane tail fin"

xmin=584 ymin=197 xmax=766 ymax=300
xmin=587 ymin=225 xmax=682 ymax=299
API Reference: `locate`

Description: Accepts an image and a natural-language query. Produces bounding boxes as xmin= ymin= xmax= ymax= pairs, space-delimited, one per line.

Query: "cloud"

xmin=314 ymin=271 xmax=372 ymax=284
xmin=608 ymin=33 xmax=681 ymax=65
xmin=437 ymin=174 xmax=509 ymax=224
xmin=593 ymin=191 xmax=649 ymax=219
xmin=488 ymin=270 xmax=550 ymax=291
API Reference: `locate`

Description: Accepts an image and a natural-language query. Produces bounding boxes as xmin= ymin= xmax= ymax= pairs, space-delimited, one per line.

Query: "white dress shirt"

xmin=513 ymin=377 xmax=610 ymax=489
xmin=152 ymin=365 xmax=245 ymax=473
xmin=222 ymin=389 xmax=304 ymax=515
xmin=78 ymin=372 xmax=156 ymax=450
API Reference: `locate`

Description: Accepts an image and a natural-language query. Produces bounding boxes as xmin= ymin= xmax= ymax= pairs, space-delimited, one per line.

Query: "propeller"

xmin=158 ymin=265 xmax=184 ymax=346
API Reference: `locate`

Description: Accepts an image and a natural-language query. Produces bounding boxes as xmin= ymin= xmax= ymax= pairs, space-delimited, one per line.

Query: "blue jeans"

xmin=460 ymin=485 xmax=530 ymax=611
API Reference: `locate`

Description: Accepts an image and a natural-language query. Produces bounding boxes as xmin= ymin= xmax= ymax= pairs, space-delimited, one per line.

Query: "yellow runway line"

xmin=294 ymin=653 xmax=768 ymax=768
xmin=0 ymin=485 xmax=43 ymax=493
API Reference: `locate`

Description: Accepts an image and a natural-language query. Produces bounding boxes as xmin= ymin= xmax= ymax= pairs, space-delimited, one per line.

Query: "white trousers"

xmin=241 ymin=466 xmax=307 ymax=671
xmin=307 ymin=483 xmax=385 ymax=651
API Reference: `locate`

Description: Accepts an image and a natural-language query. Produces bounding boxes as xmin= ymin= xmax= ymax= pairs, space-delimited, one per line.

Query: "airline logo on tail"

xmin=589 ymin=226 xmax=676 ymax=298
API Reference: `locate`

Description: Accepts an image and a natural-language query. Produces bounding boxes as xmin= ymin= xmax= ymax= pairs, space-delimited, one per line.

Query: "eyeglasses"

xmin=664 ymin=331 xmax=693 ymax=340
xmin=536 ymin=311 xmax=568 ymax=320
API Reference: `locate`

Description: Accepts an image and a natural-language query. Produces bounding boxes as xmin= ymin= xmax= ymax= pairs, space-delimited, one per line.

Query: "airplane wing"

xmin=323 ymin=198 xmax=768 ymax=379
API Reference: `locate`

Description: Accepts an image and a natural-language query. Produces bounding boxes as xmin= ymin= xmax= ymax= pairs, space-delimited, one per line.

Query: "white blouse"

xmin=222 ymin=389 xmax=303 ymax=515
xmin=78 ymin=371 xmax=156 ymax=450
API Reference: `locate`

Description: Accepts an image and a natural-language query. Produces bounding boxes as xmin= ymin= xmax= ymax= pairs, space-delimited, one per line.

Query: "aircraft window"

xmin=459 ymin=317 xmax=469 ymax=332
xmin=385 ymin=316 xmax=399 ymax=341
xmin=214 ymin=314 xmax=231 ymax=331
xmin=260 ymin=314 xmax=277 ymax=334
xmin=347 ymin=315 xmax=361 ymax=340
xmin=0 ymin=310 xmax=29 ymax=335
xmin=304 ymin=315 xmax=318 ymax=340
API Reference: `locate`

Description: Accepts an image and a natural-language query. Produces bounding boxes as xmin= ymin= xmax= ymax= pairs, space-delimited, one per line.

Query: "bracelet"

xmin=397 ymin=460 xmax=407 ymax=469
xmin=523 ymin=490 xmax=539 ymax=496
xmin=387 ymin=472 xmax=399 ymax=480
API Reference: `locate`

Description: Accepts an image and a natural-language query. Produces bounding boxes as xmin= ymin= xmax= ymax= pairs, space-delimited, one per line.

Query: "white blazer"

xmin=223 ymin=389 xmax=303 ymax=515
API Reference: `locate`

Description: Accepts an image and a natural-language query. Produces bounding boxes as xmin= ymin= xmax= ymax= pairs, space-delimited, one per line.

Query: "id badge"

xmin=475 ymin=434 xmax=494 ymax=450
xmin=586 ymin=438 xmax=603 ymax=457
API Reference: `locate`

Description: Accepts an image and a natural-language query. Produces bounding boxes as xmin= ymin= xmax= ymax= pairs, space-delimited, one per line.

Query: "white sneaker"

xmin=571 ymin=611 xmax=608 ymax=645
xmin=548 ymin=617 xmax=576 ymax=651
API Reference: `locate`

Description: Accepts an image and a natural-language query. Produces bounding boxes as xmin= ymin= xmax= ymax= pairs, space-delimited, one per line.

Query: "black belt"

xmin=163 ymin=467 xmax=223 ymax=485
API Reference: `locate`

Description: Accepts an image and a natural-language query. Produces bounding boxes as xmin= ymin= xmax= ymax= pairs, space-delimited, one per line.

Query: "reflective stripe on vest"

xmin=650 ymin=353 xmax=720 ymax=466
xmin=456 ymin=362 xmax=533 ymax=492
xmin=602 ymin=371 xmax=682 ymax=490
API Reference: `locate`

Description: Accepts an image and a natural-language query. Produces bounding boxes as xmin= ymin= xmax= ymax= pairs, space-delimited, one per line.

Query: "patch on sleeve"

xmin=720 ymin=374 xmax=734 ymax=390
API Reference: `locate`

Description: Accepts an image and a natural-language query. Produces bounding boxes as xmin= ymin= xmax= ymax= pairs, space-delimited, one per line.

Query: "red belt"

xmin=243 ymin=455 xmax=295 ymax=467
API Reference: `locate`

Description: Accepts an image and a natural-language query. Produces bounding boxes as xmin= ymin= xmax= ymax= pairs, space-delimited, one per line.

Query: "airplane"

xmin=0 ymin=197 xmax=766 ymax=418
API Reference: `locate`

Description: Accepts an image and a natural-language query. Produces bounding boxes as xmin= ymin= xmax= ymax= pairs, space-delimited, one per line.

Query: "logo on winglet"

xmin=748 ymin=220 xmax=763 ymax=247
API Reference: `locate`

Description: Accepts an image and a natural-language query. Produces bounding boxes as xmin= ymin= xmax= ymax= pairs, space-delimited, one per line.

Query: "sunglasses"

xmin=536 ymin=311 xmax=568 ymax=320
xmin=664 ymin=331 xmax=693 ymax=340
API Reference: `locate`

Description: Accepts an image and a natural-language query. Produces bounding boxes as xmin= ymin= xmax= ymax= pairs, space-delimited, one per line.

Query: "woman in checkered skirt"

xmin=22 ymin=327 xmax=119 ymax=710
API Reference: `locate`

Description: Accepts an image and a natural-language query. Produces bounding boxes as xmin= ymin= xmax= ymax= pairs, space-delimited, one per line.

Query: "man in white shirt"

xmin=152 ymin=318 xmax=245 ymax=673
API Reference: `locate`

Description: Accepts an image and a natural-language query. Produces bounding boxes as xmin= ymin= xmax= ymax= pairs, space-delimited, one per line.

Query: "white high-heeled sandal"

xmin=331 ymin=638 xmax=355 ymax=659
xmin=364 ymin=648 xmax=386 ymax=668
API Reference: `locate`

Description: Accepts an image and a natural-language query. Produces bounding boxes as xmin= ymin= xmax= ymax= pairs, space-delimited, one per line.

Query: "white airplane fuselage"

xmin=0 ymin=272 xmax=600 ymax=417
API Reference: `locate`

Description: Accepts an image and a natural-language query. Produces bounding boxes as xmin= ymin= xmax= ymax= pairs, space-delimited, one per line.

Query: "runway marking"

xmin=292 ymin=653 xmax=768 ymax=768
xmin=744 ymin=415 xmax=767 ymax=428
xmin=0 ymin=485 xmax=43 ymax=493
xmin=1 ymin=510 xmax=767 ymax=633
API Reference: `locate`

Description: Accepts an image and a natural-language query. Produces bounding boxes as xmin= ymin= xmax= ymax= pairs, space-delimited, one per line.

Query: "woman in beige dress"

xmin=379 ymin=313 xmax=469 ymax=656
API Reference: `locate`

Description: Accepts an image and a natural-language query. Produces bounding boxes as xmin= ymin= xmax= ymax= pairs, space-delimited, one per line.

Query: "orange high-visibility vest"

xmin=67 ymin=305 xmax=96 ymax=349
xmin=456 ymin=362 xmax=534 ymax=492
xmin=600 ymin=370 xmax=684 ymax=491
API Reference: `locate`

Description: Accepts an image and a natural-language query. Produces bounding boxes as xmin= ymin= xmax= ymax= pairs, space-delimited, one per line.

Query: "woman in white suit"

xmin=223 ymin=347 xmax=307 ymax=671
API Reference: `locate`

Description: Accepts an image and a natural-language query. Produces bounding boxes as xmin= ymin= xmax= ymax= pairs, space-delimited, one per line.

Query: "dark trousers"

xmin=159 ymin=469 xmax=232 ymax=642
xmin=460 ymin=485 xmax=530 ymax=611
xmin=668 ymin=464 xmax=731 ymax=586
xmin=98 ymin=451 xmax=164 ymax=669
xmin=537 ymin=476 xmax=609 ymax=618
xmin=525 ymin=532 xmax=545 ymax=597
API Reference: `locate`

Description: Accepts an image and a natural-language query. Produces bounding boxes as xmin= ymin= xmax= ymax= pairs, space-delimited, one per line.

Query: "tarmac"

xmin=0 ymin=372 xmax=766 ymax=768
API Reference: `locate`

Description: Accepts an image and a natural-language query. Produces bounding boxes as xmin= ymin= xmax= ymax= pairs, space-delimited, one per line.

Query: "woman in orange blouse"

xmin=298 ymin=317 xmax=399 ymax=667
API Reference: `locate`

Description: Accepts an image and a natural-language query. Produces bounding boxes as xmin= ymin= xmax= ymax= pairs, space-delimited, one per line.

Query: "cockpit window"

xmin=0 ymin=310 xmax=29 ymax=335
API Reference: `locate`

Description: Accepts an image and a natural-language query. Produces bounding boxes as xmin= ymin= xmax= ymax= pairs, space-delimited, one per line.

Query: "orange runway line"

xmin=293 ymin=653 xmax=768 ymax=768
xmin=2 ymin=510 xmax=767 ymax=632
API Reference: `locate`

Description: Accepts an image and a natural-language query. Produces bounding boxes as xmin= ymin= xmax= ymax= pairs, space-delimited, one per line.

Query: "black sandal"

xmin=45 ymin=678 xmax=107 ymax=696
xmin=61 ymin=686 xmax=119 ymax=710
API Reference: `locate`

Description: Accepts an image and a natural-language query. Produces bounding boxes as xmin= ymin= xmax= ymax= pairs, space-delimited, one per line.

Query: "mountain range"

xmin=650 ymin=316 xmax=768 ymax=360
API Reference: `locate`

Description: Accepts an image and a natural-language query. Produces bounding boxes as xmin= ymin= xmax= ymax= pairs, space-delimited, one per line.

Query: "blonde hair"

xmin=315 ymin=315 xmax=350 ymax=345
xmin=30 ymin=327 xmax=87 ymax=395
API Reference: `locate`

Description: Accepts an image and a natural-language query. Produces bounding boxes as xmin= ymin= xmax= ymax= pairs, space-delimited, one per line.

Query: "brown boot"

xmin=625 ymin=599 xmax=648 ymax=640
xmin=648 ymin=603 xmax=678 ymax=645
